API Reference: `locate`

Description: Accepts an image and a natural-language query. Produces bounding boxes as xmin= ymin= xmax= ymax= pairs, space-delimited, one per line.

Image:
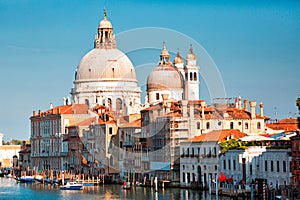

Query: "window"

xmin=116 ymin=98 xmax=122 ymax=113
xmin=283 ymin=161 xmax=286 ymax=172
xmin=245 ymin=122 xmax=249 ymax=129
xmin=233 ymin=160 xmax=236 ymax=170
xmin=194 ymin=72 xmax=197 ymax=81
xmin=250 ymin=165 xmax=252 ymax=175
xmin=230 ymin=122 xmax=234 ymax=129
xmin=257 ymin=122 xmax=261 ymax=129
xmin=277 ymin=161 xmax=280 ymax=172
xmin=190 ymin=72 xmax=193 ymax=81
xmin=228 ymin=160 xmax=231 ymax=170
xmin=156 ymin=93 xmax=159 ymax=100
xmin=197 ymin=122 xmax=200 ymax=129
xmin=265 ymin=160 xmax=268 ymax=171
xmin=271 ymin=161 xmax=274 ymax=172
xmin=183 ymin=165 xmax=185 ymax=170
xmin=185 ymin=73 xmax=188 ymax=80
xmin=223 ymin=160 xmax=226 ymax=170
xmin=215 ymin=165 xmax=217 ymax=170
xmin=109 ymin=127 xmax=113 ymax=135
xmin=206 ymin=122 xmax=210 ymax=129
xmin=182 ymin=172 xmax=185 ymax=182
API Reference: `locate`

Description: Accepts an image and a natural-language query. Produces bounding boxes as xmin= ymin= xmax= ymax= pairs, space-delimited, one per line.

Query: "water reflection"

xmin=0 ymin=178 xmax=215 ymax=200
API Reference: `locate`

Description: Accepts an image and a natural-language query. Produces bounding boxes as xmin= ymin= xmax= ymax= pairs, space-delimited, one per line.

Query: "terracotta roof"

xmin=70 ymin=117 xmax=97 ymax=127
xmin=266 ymin=118 xmax=298 ymax=132
xmin=119 ymin=118 xmax=141 ymax=128
xmin=34 ymin=104 xmax=89 ymax=117
xmin=189 ymin=129 xmax=248 ymax=143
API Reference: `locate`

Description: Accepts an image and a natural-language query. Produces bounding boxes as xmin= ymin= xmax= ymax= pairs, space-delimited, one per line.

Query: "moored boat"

xmin=16 ymin=176 xmax=35 ymax=183
xmin=60 ymin=182 xmax=83 ymax=190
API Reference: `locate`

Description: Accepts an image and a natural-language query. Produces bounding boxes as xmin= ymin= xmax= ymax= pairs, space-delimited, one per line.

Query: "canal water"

xmin=0 ymin=178 xmax=225 ymax=200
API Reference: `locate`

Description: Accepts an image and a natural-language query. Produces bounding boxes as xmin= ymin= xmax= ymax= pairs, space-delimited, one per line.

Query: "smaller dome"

xmin=174 ymin=51 xmax=184 ymax=64
xmin=99 ymin=9 xmax=112 ymax=29
xmin=99 ymin=19 xmax=112 ymax=29
xmin=147 ymin=65 xmax=183 ymax=91
xmin=186 ymin=46 xmax=196 ymax=60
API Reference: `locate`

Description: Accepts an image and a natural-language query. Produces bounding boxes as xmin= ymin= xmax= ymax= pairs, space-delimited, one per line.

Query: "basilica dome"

xmin=147 ymin=64 xmax=183 ymax=91
xmin=147 ymin=43 xmax=183 ymax=91
xmin=75 ymin=48 xmax=136 ymax=81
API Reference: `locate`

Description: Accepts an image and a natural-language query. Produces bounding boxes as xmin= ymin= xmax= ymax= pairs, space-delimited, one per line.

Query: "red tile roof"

xmin=189 ymin=129 xmax=248 ymax=143
xmin=119 ymin=118 xmax=141 ymax=128
xmin=34 ymin=104 xmax=89 ymax=116
xmin=266 ymin=118 xmax=298 ymax=132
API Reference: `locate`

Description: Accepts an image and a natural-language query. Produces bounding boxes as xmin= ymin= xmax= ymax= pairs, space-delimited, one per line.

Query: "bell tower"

xmin=184 ymin=45 xmax=199 ymax=100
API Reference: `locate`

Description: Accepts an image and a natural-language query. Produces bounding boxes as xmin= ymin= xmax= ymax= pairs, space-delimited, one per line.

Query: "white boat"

xmin=16 ymin=176 xmax=35 ymax=183
xmin=60 ymin=182 xmax=83 ymax=190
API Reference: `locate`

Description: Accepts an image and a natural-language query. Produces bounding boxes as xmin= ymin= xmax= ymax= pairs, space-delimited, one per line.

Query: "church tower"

xmin=184 ymin=46 xmax=199 ymax=100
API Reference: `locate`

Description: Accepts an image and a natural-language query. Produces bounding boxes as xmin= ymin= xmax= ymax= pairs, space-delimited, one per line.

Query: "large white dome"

xmin=75 ymin=48 xmax=137 ymax=81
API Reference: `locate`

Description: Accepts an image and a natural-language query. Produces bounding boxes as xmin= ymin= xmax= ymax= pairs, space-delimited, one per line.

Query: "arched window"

xmin=108 ymin=98 xmax=112 ymax=110
xmin=85 ymin=99 xmax=90 ymax=107
xmin=194 ymin=72 xmax=197 ymax=81
xmin=190 ymin=72 xmax=193 ymax=81
xmin=245 ymin=122 xmax=249 ymax=129
xmin=230 ymin=122 xmax=234 ymax=129
xmin=257 ymin=122 xmax=261 ymax=129
xmin=206 ymin=122 xmax=210 ymax=129
xmin=116 ymin=98 xmax=122 ymax=113
xmin=185 ymin=72 xmax=188 ymax=80
xmin=197 ymin=121 xmax=200 ymax=129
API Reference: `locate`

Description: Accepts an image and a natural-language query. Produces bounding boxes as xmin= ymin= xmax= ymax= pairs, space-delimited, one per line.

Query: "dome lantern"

xmin=94 ymin=9 xmax=116 ymax=49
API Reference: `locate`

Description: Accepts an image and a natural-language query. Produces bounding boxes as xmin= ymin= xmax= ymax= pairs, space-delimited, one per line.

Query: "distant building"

xmin=18 ymin=141 xmax=31 ymax=172
xmin=0 ymin=133 xmax=21 ymax=168
xmin=30 ymin=104 xmax=94 ymax=171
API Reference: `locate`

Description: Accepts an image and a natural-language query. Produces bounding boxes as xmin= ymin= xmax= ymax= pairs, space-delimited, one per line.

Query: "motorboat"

xmin=16 ymin=176 xmax=35 ymax=183
xmin=60 ymin=182 xmax=83 ymax=190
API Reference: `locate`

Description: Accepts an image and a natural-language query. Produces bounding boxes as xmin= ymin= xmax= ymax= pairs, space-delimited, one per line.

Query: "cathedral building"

xmin=71 ymin=10 xmax=141 ymax=115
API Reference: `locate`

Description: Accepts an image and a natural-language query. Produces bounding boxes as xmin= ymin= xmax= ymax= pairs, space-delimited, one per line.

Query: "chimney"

xmin=259 ymin=102 xmax=264 ymax=117
xmin=200 ymin=101 xmax=206 ymax=119
xmin=250 ymin=101 xmax=257 ymax=119
xmin=182 ymin=100 xmax=188 ymax=118
xmin=244 ymin=99 xmax=248 ymax=112
xmin=238 ymin=96 xmax=242 ymax=109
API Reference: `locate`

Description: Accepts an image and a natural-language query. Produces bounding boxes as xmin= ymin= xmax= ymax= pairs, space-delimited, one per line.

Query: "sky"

xmin=0 ymin=0 xmax=299 ymax=141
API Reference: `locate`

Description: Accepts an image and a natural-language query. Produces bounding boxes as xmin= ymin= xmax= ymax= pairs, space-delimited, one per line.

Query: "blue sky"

xmin=0 ymin=0 xmax=299 ymax=140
